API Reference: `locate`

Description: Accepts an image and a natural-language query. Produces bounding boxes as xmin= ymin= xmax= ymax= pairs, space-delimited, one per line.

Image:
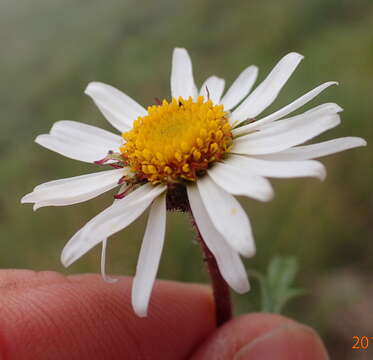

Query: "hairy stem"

xmin=166 ymin=185 xmax=233 ymax=327
xmin=189 ymin=211 xmax=232 ymax=327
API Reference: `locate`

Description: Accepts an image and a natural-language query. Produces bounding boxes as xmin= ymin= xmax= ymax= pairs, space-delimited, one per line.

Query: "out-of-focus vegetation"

xmin=252 ymin=256 xmax=305 ymax=314
xmin=0 ymin=0 xmax=372 ymax=358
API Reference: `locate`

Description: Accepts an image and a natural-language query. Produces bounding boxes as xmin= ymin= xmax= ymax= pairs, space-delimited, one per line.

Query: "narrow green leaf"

xmin=251 ymin=256 xmax=305 ymax=314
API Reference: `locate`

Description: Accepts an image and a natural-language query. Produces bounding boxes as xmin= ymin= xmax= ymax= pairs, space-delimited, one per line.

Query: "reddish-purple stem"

xmin=189 ymin=210 xmax=232 ymax=327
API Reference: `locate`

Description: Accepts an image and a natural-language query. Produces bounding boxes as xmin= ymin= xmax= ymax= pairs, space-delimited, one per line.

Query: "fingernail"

xmin=234 ymin=323 xmax=329 ymax=360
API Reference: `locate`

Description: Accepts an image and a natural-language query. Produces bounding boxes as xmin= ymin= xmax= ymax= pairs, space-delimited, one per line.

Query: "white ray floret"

xmin=100 ymin=239 xmax=118 ymax=283
xmin=207 ymin=162 xmax=274 ymax=202
xmin=233 ymin=114 xmax=341 ymax=155
xmin=225 ymin=155 xmax=327 ymax=181
xmin=233 ymin=81 xmax=339 ymax=136
xmin=232 ymin=52 xmax=304 ymax=123
xmin=35 ymin=120 xmax=123 ymax=163
xmin=220 ymin=65 xmax=258 ymax=110
xmin=132 ymin=194 xmax=167 ymax=317
xmin=196 ymin=176 xmax=256 ymax=257
xmin=199 ymin=76 xmax=225 ymax=104
xmin=21 ymin=168 xmax=125 ymax=210
xmin=85 ymin=82 xmax=147 ymax=132
xmin=61 ymin=184 xmax=166 ymax=267
xmin=255 ymin=137 xmax=367 ymax=161
xmin=187 ymin=185 xmax=250 ymax=294
xmin=171 ymin=48 xmax=198 ymax=100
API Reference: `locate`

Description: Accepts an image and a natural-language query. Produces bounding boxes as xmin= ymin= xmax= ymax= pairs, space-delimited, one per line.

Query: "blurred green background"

xmin=1 ymin=0 xmax=372 ymax=358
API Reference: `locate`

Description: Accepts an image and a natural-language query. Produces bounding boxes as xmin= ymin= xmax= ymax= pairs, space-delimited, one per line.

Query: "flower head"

xmin=121 ymin=97 xmax=232 ymax=183
xmin=22 ymin=48 xmax=366 ymax=317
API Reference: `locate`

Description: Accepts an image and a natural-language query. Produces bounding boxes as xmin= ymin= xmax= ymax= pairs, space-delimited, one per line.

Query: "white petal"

xmin=101 ymin=239 xmax=117 ymax=283
xmin=35 ymin=135 xmax=105 ymax=163
xmin=50 ymin=120 xmax=122 ymax=147
xmin=187 ymin=184 xmax=250 ymax=293
xmin=233 ymin=81 xmax=338 ymax=136
xmin=99 ymin=185 xmax=129 ymax=284
xmin=132 ymin=194 xmax=166 ymax=317
xmin=61 ymin=183 xmax=166 ymax=267
xmin=196 ymin=176 xmax=255 ymax=257
xmin=220 ymin=65 xmax=258 ymax=110
xmin=233 ymin=114 xmax=341 ymax=155
xmin=232 ymin=53 xmax=304 ymax=123
xmin=171 ymin=48 xmax=198 ymax=100
xmin=254 ymin=137 xmax=367 ymax=161
xmin=255 ymin=103 xmax=343 ymax=132
xmin=226 ymin=154 xmax=326 ymax=180
xmin=199 ymin=76 xmax=225 ymax=104
xmin=35 ymin=121 xmax=122 ymax=163
xmin=21 ymin=169 xmax=124 ymax=209
xmin=85 ymin=82 xmax=147 ymax=132
xmin=207 ymin=162 xmax=274 ymax=202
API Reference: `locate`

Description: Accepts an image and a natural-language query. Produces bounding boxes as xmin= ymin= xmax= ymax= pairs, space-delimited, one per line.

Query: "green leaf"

xmin=251 ymin=256 xmax=305 ymax=314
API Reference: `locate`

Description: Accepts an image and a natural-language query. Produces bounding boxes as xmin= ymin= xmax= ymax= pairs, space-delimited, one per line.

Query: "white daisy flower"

xmin=22 ymin=48 xmax=366 ymax=317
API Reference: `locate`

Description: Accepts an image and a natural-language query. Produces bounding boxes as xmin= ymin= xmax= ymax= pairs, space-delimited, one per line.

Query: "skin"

xmin=0 ymin=270 xmax=329 ymax=360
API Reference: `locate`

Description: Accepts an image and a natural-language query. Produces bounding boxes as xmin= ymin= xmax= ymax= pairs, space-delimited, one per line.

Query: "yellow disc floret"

xmin=120 ymin=96 xmax=232 ymax=184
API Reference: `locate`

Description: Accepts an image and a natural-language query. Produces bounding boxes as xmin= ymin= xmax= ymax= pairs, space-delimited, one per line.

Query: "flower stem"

xmin=189 ymin=211 xmax=232 ymax=327
xmin=166 ymin=185 xmax=232 ymax=327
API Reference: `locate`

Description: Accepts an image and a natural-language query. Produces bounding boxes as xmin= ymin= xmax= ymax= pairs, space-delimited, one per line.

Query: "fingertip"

xmin=0 ymin=271 xmax=215 ymax=360
xmin=234 ymin=323 xmax=329 ymax=360
xmin=191 ymin=313 xmax=328 ymax=360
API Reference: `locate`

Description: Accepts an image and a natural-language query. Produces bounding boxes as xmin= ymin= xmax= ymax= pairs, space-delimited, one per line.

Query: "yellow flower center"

xmin=120 ymin=96 xmax=232 ymax=184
